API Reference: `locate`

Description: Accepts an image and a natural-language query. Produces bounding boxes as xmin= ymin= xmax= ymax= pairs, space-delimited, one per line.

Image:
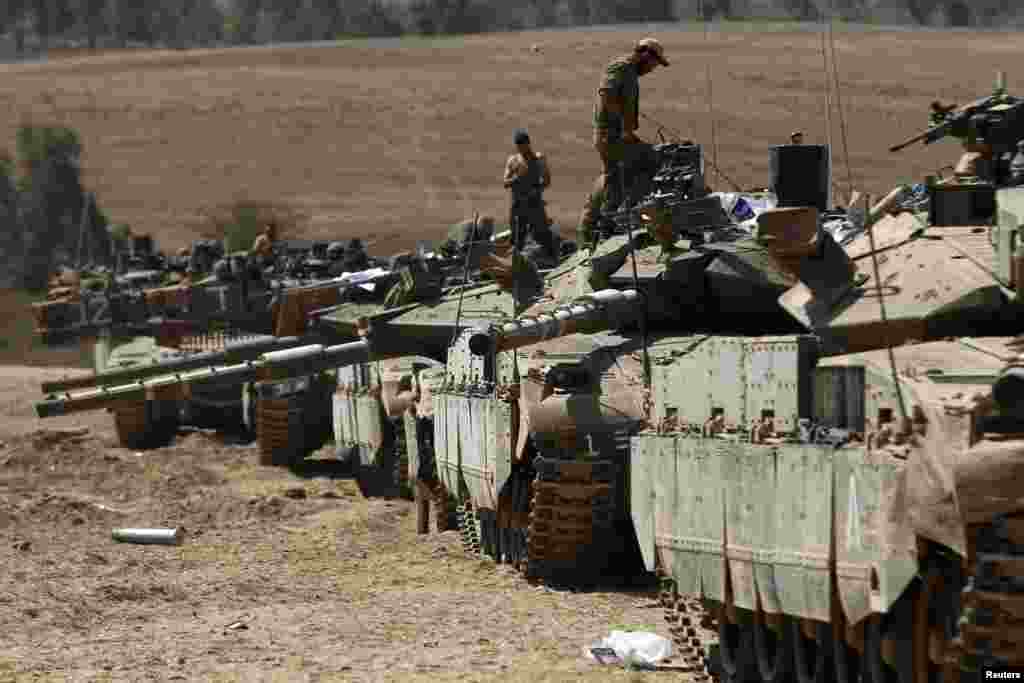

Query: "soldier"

xmin=952 ymin=114 xmax=996 ymax=182
xmin=503 ymin=129 xmax=558 ymax=260
xmin=251 ymin=222 xmax=276 ymax=263
xmin=594 ymin=37 xmax=669 ymax=212
xmin=790 ymin=131 xmax=804 ymax=145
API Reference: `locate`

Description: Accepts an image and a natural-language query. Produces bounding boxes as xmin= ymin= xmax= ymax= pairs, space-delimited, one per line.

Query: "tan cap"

xmin=636 ymin=37 xmax=669 ymax=66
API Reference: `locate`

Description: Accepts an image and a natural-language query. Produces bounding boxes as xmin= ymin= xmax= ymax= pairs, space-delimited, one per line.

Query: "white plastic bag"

xmin=585 ymin=630 xmax=673 ymax=668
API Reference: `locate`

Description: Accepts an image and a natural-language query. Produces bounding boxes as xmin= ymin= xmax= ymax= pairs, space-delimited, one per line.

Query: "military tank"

xmin=31 ymin=73 xmax=1024 ymax=677
xmin=387 ymin=80 xmax=1024 ymax=681
xmin=35 ymin=241 xmax=401 ymax=455
xmin=33 ymin=221 xmax=503 ymax=480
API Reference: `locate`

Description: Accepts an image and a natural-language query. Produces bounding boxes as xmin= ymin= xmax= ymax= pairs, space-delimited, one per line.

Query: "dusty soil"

xmin=0 ymin=365 xmax=677 ymax=682
xmin=0 ymin=25 xmax=1015 ymax=257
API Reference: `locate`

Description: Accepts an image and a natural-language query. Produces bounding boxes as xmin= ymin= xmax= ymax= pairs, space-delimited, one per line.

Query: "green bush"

xmin=15 ymin=125 xmax=82 ymax=192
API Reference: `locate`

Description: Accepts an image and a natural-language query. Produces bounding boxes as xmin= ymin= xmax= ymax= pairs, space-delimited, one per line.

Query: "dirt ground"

xmin=0 ymin=25 xmax=1017 ymax=256
xmin=0 ymin=365 xmax=680 ymax=682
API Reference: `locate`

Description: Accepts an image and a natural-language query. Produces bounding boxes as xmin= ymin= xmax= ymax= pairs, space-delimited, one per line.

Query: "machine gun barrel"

xmin=36 ymin=338 xmax=377 ymax=419
xmin=889 ymin=94 xmax=1000 ymax=153
xmin=888 ymin=125 xmax=947 ymax=153
xmin=40 ymin=333 xmax=310 ymax=394
xmin=466 ymin=289 xmax=641 ymax=357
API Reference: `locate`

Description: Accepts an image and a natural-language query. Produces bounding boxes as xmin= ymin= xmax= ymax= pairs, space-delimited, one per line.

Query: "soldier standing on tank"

xmin=790 ymin=131 xmax=804 ymax=145
xmin=952 ymin=114 xmax=996 ymax=182
xmin=594 ymin=37 xmax=669 ymax=212
xmin=503 ymin=129 xmax=558 ymax=260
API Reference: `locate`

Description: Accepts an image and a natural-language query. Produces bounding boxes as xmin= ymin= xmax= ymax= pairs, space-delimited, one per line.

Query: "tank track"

xmin=256 ymin=393 xmax=311 ymax=466
xmin=659 ymin=576 xmax=719 ymax=680
xmin=429 ymin=479 xmax=454 ymax=532
xmin=506 ymin=462 xmax=536 ymax=571
xmin=255 ymin=375 xmax=334 ymax=466
xmin=456 ymin=502 xmax=480 ymax=554
xmin=524 ymin=456 xmax=617 ymax=585
xmin=960 ymin=511 xmax=1024 ymax=673
xmin=389 ymin=416 xmax=411 ymax=499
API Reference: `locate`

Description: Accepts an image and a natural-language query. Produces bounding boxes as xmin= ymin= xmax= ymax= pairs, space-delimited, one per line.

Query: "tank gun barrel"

xmin=40 ymin=333 xmax=310 ymax=394
xmin=36 ymin=338 xmax=375 ymax=419
xmin=467 ymin=289 xmax=640 ymax=357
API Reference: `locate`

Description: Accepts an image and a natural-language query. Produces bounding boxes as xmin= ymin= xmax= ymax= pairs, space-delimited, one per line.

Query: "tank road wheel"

xmin=113 ymin=398 xmax=178 ymax=450
xmin=718 ymin=615 xmax=758 ymax=683
xmin=753 ymin=612 xmax=794 ymax=683
xmin=791 ymin=621 xmax=832 ymax=683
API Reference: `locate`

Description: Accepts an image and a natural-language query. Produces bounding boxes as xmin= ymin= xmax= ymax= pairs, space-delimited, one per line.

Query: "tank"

xmin=33 ymin=228 xmax=497 ymax=478
xmin=396 ymin=86 xmax=1024 ymax=682
xmin=35 ymin=259 xmax=401 ymax=454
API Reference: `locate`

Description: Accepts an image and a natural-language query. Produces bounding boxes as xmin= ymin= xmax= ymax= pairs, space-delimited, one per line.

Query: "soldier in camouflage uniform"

xmin=594 ymin=37 xmax=669 ymax=212
xmin=504 ymin=129 xmax=558 ymax=261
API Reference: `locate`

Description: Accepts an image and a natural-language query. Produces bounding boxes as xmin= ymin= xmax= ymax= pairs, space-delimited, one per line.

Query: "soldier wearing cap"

xmin=503 ymin=129 xmax=558 ymax=260
xmin=594 ymin=37 xmax=669 ymax=212
xmin=790 ymin=131 xmax=804 ymax=145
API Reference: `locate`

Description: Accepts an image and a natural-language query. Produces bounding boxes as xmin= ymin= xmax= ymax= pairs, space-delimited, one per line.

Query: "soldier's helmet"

xmin=347 ymin=238 xmax=364 ymax=252
xmin=212 ymin=259 xmax=233 ymax=281
xmin=327 ymin=242 xmax=346 ymax=259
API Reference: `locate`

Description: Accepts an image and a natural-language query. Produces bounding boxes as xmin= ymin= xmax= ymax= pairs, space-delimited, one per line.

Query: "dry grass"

xmin=0 ymin=25 xmax=1013 ymax=262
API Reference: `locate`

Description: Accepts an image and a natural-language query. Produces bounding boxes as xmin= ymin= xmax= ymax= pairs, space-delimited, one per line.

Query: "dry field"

xmin=0 ymin=367 xmax=670 ymax=682
xmin=0 ymin=25 xmax=1019 ymax=257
